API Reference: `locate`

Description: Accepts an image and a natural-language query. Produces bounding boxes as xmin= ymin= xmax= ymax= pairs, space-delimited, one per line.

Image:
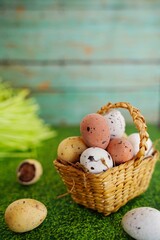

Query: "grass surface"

xmin=0 ymin=124 xmax=160 ymax=240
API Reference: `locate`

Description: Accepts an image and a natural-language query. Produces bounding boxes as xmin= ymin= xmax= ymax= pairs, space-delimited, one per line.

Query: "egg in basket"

xmin=54 ymin=102 xmax=158 ymax=216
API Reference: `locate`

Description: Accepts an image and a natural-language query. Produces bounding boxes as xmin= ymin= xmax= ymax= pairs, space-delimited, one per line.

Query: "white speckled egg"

xmin=128 ymin=133 xmax=153 ymax=157
xmin=80 ymin=147 xmax=113 ymax=174
xmin=122 ymin=207 xmax=160 ymax=240
xmin=103 ymin=109 xmax=125 ymax=139
xmin=145 ymin=138 xmax=154 ymax=156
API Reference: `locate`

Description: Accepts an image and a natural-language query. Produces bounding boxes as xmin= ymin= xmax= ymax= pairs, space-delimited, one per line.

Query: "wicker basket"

xmin=54 ymin=102 xmax=158 ymax=216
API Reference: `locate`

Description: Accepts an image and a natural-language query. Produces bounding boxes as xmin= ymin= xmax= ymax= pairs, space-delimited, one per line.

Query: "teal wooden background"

xmin=0 ymin=0 xmax=160 ymax=125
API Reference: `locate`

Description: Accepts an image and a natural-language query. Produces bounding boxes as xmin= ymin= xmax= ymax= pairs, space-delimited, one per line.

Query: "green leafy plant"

xmin=0 ymin=81 xmax=56 ymax=158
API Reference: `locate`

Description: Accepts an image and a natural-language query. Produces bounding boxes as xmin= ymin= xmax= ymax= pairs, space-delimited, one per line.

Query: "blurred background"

xmin=0 ymin=0 xmax=160 ymax=126
xmin=1 ymin=2 xmax=160 ymax=239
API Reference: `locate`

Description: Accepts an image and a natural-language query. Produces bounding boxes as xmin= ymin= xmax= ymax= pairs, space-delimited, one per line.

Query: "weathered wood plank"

xmin=0 ymin=0 xmax=160 ymax=125
xmin=0 ymin=9 xmax=160 ymax=60
xmin=1 ymin=9 xmax=160 ymax=28
xmin=1 ymin=65 xmax=159 ymax=125
xmin=0 ymin=65 xmax=159 ymax=91
xmin=0 ymin=0 xmax=160 ymax=10
xmin=33 ymin=90 xmax=159 ymax=125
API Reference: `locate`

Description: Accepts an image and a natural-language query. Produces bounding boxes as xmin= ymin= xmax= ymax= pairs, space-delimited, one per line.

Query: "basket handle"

xmin=97 ymin=102 xmax=149 ymax=161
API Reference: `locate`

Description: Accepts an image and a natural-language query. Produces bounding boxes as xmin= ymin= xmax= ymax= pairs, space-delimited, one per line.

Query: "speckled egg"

xmin=80 ymin=147 xmax=113 ymax=174
xmin=128 ymin=133 xmax=153 ymax=157
xmin=104 ymin=109 xmax=126 ymax=139
xmin=80 ymin=113 xmax=110 ymax=149
xmin=57 ymin=136 xmax=87 ymax=163
xmin=107 ymin=137 xmax=134 ymax=165
xmin=4 ymin=198 xmax=47 ymax=233
xmin=122 ymin=207 xmax=160 ymax=240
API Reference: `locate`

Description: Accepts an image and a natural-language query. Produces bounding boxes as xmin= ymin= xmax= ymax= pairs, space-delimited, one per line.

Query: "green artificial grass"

xmin=0 ymin=124 xmax=160 ymax=240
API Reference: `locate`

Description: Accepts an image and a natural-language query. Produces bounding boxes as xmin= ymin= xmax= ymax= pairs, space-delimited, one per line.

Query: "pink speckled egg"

xmin=107 ymin=137 xmax=134 ymax=165
xmin=80 ymin=113 xmax=110 ymax=149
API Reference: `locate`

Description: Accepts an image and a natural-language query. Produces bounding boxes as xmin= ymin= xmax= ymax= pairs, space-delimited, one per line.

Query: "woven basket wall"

xmin=54 ymin=102 xmax=158 ymax=216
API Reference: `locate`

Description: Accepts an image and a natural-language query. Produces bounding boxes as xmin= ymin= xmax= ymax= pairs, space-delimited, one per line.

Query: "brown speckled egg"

xmin=80 ymin=113 xmax=110 ymax=149
xmin=57 ymin=136 xmax=87 ymax=163
xmin=107 ymin=137 xmax=134 ymax=165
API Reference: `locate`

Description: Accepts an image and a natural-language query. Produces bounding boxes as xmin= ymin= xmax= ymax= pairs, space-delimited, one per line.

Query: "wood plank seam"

xmin=1 ymin=59 xmax=160 ymax=66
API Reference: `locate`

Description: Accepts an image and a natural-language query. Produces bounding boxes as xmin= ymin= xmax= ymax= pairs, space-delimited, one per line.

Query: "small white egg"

xmin=122 ymin=207 xmax=160 ymax=240
xmin=104 ymin=109 xmax=125 ymax=139
xmin=128 ymin=133 xmax=153 ymax=157
xmin=80 ymin=147 xmax=113 ymax=174
xmin=145 ymin=138 xmax=154 ymax=156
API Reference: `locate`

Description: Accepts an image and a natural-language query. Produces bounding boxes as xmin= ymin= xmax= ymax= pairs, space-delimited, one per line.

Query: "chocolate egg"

xmin=17 ymin=159 xmax=43 ymax=185
xmin=107 ymin=137 xmax=134 ymax=165
xmin=104 ymin=109 xmax=126 ymax=139
xmin=80 ymin=147 xmax=113 ymax=174
xmin=80 ymin=113 xmax=110 ymax=149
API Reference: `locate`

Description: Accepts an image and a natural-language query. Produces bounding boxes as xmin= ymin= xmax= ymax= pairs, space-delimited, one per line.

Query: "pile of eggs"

xmin=57 ymin=109 xmax=153 ymax=174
